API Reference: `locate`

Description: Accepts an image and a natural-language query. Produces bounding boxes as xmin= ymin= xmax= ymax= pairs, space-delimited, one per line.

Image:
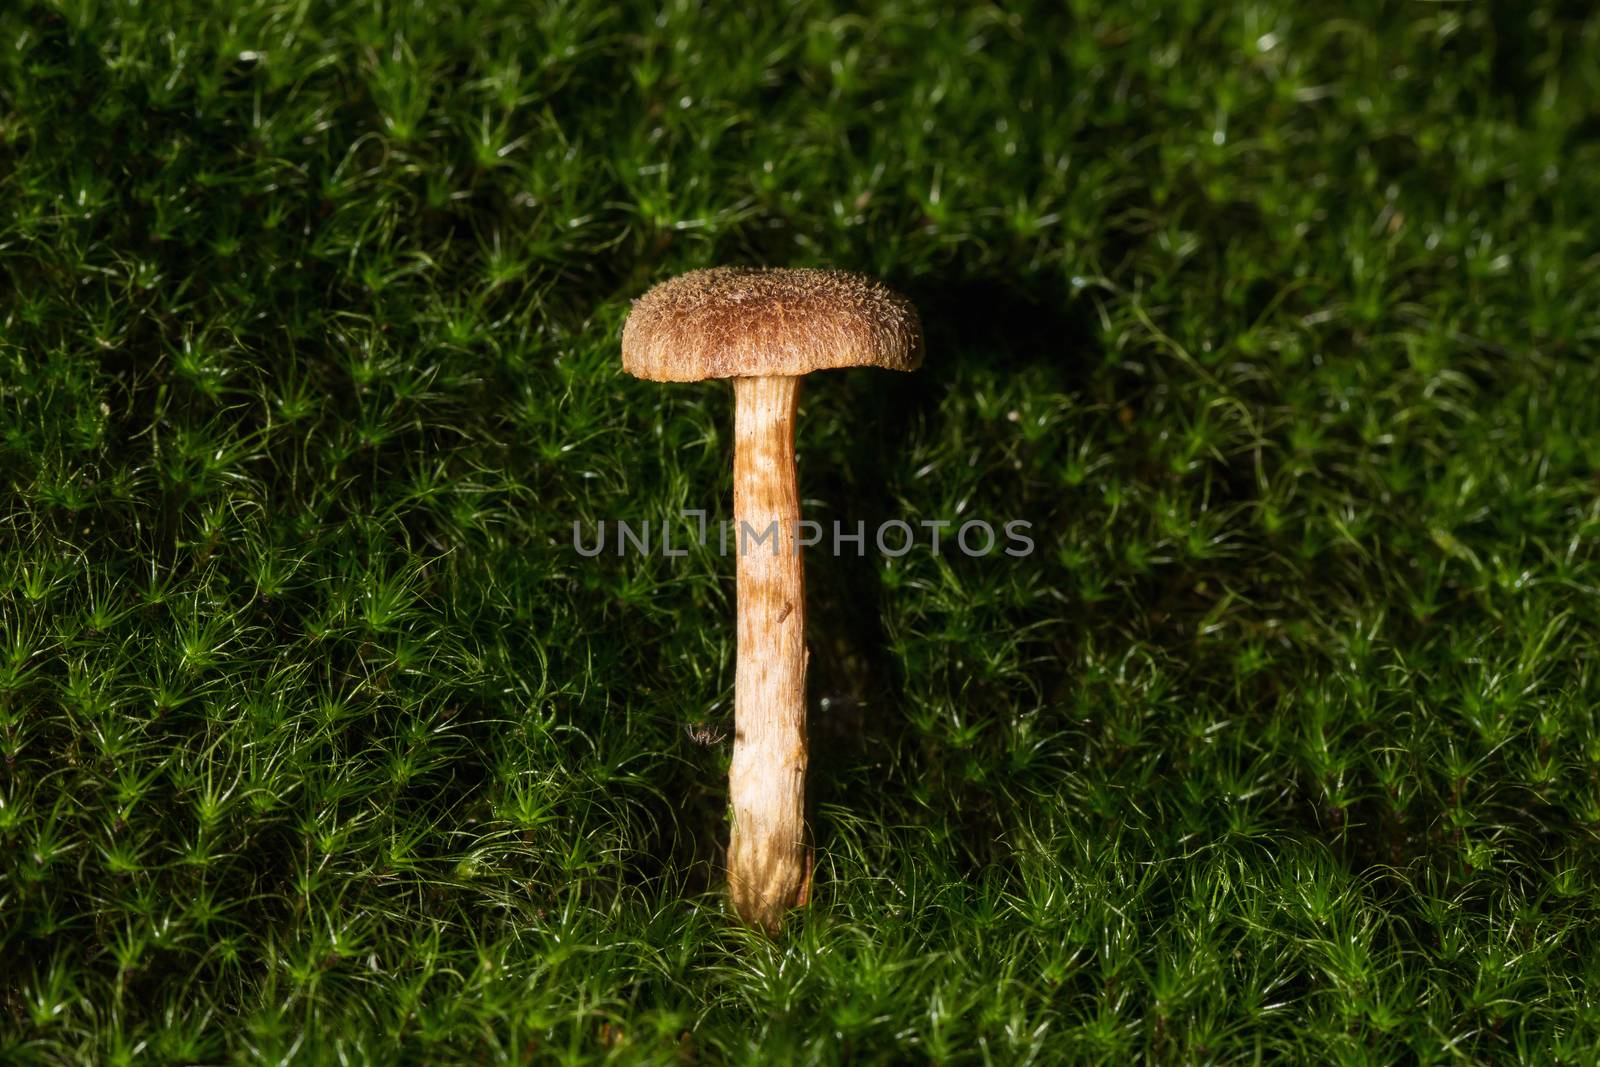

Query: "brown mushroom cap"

xmin=621 ymin=267 xmax=923 ymax=382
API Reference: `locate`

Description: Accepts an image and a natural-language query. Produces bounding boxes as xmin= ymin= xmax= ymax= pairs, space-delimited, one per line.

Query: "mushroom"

xmin=621 ymin=267 xmax=923 ymax=932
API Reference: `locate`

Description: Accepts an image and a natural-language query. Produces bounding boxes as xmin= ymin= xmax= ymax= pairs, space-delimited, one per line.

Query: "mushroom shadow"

xmin=801 ymin=272 xmax=1101 ymax=865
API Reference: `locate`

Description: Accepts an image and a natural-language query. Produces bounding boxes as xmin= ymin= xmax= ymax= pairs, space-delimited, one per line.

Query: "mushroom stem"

xmin=728 ymin=374 xmax=808 ymax=932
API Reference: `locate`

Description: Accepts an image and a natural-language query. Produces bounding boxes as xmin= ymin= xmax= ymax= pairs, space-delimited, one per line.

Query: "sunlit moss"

xmin=2 ymin=0 xmax=1599 ymax=1061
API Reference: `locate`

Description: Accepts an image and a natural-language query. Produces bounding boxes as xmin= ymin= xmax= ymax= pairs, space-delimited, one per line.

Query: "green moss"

xmin=3 ymin=0 xmax=1599 ymax=1061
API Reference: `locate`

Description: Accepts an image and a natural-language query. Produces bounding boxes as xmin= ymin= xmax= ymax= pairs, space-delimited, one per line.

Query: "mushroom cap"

xmin=621 ymin=267 xmax=923 ymax=382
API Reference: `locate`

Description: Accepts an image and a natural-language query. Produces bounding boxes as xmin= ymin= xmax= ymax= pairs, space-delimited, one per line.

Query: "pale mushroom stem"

xmin=728 ymin=374 xmax=809 ymax=932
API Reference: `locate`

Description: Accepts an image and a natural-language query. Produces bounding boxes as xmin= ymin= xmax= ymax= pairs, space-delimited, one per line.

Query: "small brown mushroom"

xmin=622 ymin=267 xmax=923 ymax=932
